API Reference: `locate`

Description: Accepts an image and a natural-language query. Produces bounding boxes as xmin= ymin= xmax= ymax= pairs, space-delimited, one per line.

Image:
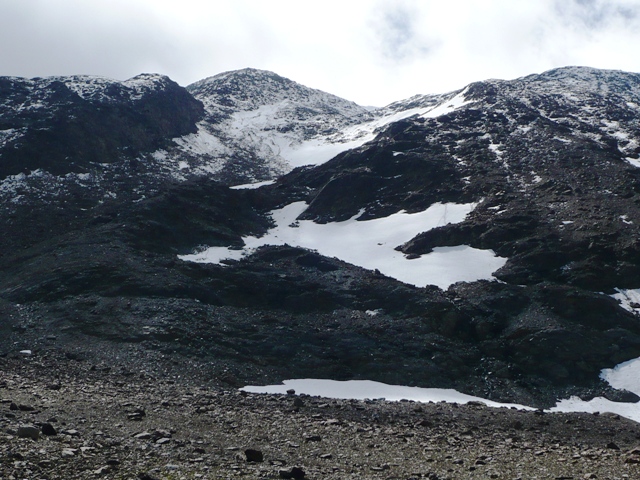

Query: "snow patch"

xmin=173 ymin=125 xmax=228 ymax=156
xmin=420 ymin=87 xmax=472 ymax=119
xmin=549 ymin=396 xmax=640 ymax=422
xmin=230 ymin=180 xmax=276 ymax=190
xmin=242 ymin=379 xmax=532 ymax=410
xmin=488 ymin=143 xmax=503 ymax=156
xmin=549 ymin=355 xmax=640 ymax=422
xmin=626 ymin=157 xmax=640 ymax=168
xmin=611 ymin=288 xmax=640 ymax=313
xmin=601 ymin=357 xmax=640 ymax=396
xmin=286 ymin=136 xmax=367 ymax=168
xmin=180 ymin=201 xmax=507 ymax=289
xmin=0 ymin=128 xmax=25 ymax=147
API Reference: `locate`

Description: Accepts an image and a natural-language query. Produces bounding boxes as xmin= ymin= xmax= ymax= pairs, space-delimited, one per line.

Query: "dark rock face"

xmin=0 ymin=74 xmax=203 ymax=177
xmin=2 ymin=66 xmax=640 ymax=408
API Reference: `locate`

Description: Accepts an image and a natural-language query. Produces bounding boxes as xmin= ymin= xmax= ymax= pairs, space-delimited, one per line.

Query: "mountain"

xmin=1 ymin=66 xmax=640 ymax=408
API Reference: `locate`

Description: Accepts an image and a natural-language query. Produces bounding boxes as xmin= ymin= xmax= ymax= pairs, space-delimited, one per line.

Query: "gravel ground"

xmin=1 ymin=354 xmax=640 ymax=480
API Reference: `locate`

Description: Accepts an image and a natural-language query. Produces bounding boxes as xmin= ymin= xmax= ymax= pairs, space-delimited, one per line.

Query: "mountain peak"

xmin=186 ymin=67 xmax=367 ymax=116
xmin=187 ymin=68 xmax=299 ymax=104
xmin=515 ymin=65 xmax=640 ymax=97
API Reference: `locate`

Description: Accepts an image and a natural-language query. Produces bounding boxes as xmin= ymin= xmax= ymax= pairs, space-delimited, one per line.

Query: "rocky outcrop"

xmin=0 ymin=74 xmax=204 ymax=177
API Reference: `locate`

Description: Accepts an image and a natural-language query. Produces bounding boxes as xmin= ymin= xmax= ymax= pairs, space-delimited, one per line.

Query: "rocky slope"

xmin=1 ymin=67 xmax=640 ymax=409
xmin=2 ymin=354 xmax=640 ymax=480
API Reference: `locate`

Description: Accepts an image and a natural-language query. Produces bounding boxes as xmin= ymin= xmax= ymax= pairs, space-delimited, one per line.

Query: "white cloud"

xmin=1 ymin=0 xmax=640 ymax=105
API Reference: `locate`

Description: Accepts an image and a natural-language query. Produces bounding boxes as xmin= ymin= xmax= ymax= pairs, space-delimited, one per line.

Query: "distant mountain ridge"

xmin=2 ymin=66 xmax=640 ymax=408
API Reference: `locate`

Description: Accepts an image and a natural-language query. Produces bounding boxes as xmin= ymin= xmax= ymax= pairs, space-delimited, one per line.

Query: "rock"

xmin=16 ymin=425 xmax=39 ymax=440
xmin=286 ymin=389 xmax=296 ymax=395
xmin=156 ymin=438 xmax=171 ymax=445
xmin=603 ymin=389 xmax=640 ymax=403
xmin=40 ymin=422 xmax=57 ymax=436
xmin=153 ymin=429 xmax=172 ymax=439
xmin=134 ymin=432 xmax=152 ymax=440
xmin=279 ymin=467 xmax=306 ymax=479
xmin=18 ymin=404 xmax=35 ymax=411
xmin=245 ymin=448 xmax=264 ymax=462
xmin=9 ymin=402 xmax=18 ymax=411
xmin=293 ymin=397 xmax=304 ymax=407
xmin=371 ymin=464 xmax=391 ymax=471
xmin=127 ymin=408 xmax=146 ymax=421
xmin=93 ymin=466 xmax=110 ymax=475
xmin=137 ymin=473 xmax=160 ymax=480
xmin=304 ymin=434 xmax=322 ymax=442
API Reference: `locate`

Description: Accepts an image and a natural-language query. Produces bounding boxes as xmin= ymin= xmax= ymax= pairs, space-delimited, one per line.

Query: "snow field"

xmin=180 ymin=201 xmax=507 ymax=289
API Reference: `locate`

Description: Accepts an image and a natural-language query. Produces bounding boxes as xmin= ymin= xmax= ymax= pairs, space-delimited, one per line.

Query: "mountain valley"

xmin=2 ymin=66 xmax=640 ymax=412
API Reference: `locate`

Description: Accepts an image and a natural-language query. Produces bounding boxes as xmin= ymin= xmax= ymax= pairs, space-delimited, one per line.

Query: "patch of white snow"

xmin=419 ymin=87 xmax=472 ymax=119
xmin=180 ymin=201 xmax=507 ymax=289
xmin=610 ymin=288 xmax=640 ymax=313
xmin=173 ymin=125 xmax=228 ymax=156
xmin=242 ymin=379 xmax=532 ymax=410
xmin=230 ymin=180 xmax=276 ymax=190
xmin=626 ymin=157 xmax=640 ymax=168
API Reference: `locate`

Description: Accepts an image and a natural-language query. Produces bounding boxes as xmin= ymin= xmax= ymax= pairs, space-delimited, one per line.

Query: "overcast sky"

xmin=2 ymin=0 xmax=640 ymax=106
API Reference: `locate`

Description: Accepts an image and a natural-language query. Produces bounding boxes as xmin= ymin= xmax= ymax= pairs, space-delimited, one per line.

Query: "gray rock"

xmin=279 ymin=467 xmax=305 ymax=479
xmin=93 ymin=466 xmax=110 ymax=475
xmin=17 ymin=425 xmax=39 ymax=440
xmin=245 ymin=448 xmax=264 ymax=462
xmin=40 ymin=422 xmax=57 ymax=436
